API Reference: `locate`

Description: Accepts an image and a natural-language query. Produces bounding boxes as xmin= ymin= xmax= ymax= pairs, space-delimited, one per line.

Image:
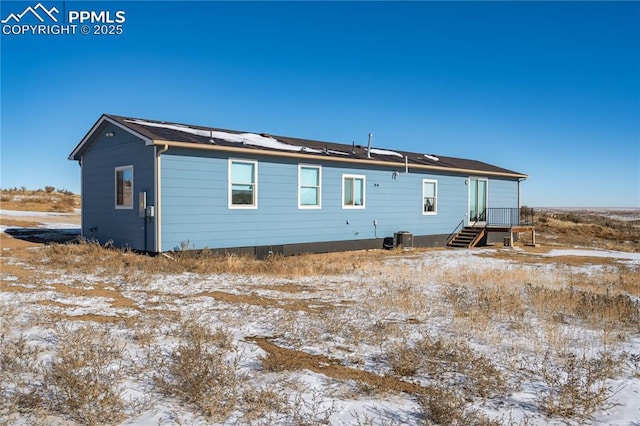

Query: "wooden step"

xmin=447 ymin=226 xmax=485 ymax=248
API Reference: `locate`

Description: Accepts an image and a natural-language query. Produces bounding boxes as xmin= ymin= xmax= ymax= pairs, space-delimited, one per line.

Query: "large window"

xmin=422 ymin=179 xmax=437 ymax=215
xmin=115 ymin=165 xmax=133 ymax=209
xmin=229 ymin=159 xmax=257 ymax=208
xmin=343 ymin=174 xmax=365 ymax=208
xmin=298 ymin=165 xmax=321 ymax=208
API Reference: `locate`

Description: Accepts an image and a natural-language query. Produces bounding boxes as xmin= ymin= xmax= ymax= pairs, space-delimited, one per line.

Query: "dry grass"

xmin=1 ymin=208 xmax=638 ymax=424
xmin=0 ymin=323 xmax=134 ymax=425
xmin=193 ymin=290 xmax=336 ymax=312
xmin=416 ymin=386 xmax=501 ymax=426
xmin=0 ymin=333 xmax=43 ymax=417
xmin=0 ymin=188 xmax=79 ymax=213
xmin=526 ymin=284 xmax=640 ymax=329
xmin=534 ymin=351 xmax=619 ymax=419
xmin=387 ymin=334 xmax=507 ymax=399
xmin=150 ymin=322 xmax=243 ymax=420
xmin=41 ymin=325 xmax=131 ymax=425
xmin=534 ymin=211 xmax=640 ymax=252
xmin=25 ymin=238 xmax=382 ymax=279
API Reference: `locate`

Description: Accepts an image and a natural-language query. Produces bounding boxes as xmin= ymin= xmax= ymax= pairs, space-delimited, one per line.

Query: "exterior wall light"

xmin=105 ymin=132 xmax=115 ymax=137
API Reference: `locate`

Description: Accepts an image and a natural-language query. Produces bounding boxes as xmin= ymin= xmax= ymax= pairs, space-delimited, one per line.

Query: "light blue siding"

xmin=160 ymin=149 xmax=516 ymax=251
xmin=488 ymin=179 xmax=519 ymax=208
xmin=81 ymin=122 xmax=155 ymax=251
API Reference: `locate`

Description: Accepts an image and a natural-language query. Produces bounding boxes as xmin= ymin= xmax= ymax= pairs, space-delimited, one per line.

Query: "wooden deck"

xmin=448 ymin=208 xmax=537 ymax=248
xmin=449 ymin=224 xmax=536 ymax=248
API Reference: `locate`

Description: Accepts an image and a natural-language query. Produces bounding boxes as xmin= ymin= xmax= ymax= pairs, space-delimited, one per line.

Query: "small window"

xmin=299 ymin=165 xmax=321 ymax=208
xmin=423 ymin=179 xmax=437 ymax=215
xmin=115 ymin=165 xmax=133 ymax=209
xmin=229 ymin=159 xmax=257 ymax=208
xmin=343 ymin=174 xmax=365 ymax=208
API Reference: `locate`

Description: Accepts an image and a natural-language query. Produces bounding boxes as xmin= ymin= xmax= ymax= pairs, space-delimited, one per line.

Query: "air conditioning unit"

xmin=394 ymin=231 xmax=413 ymax=250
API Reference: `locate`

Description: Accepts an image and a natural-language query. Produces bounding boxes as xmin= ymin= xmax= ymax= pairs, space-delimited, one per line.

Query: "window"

xmin=229 ymin=159 xmax=257 ymax=208
xmin=422 ymin=179 xmax=437 ymax=215
xmin=115 ymin=166 xmax=133 ymax=209
xmin=299 ymin=165 xmax=321 ymax=208
xmin=343 ymin=174 xmax=365 ymax=208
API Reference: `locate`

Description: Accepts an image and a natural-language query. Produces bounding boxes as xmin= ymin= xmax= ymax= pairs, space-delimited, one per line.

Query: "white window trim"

xmin=114 ymin=165 xmax=134 ymax=210
xmin=298 ymin=164 xmax=322 ymax=209
xmin=342 ymin=174 xmax=366 ymax=209
xmin=422 ymin=179 xmax=438 ymax=215
xmin=228 ymin=158 xmax=258 ymax=209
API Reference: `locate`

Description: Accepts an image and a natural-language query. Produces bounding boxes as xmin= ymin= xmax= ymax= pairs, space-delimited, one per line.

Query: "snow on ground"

xmin=0 ymin=209 xmax=78 ymax=218
xmin=543 ymin=248 xmax=640 ymax=263
xmin=1 ymin=211 xmax=639 ymax=425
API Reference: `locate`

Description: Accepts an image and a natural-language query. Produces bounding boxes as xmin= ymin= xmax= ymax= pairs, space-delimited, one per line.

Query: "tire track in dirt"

xmin=249 ymin=337 xmax=431 ymax=395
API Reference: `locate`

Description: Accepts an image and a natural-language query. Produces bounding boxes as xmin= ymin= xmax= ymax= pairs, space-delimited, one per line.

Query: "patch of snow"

xmin=368 ymin=148 xmax=404 ymax=158
xmin=424 ymin=154 xmax=439 ymax=161
xmin=39 ymin=222 xmax=80 ymax=230
xmin=125 ymin=119 xmax=322 ymax=153
xmin=0 ymin=209 xmax=76 ymax=217
xmin=327 ymin=149 xmax=350 ymax=156
xmin=543 ymin=249 xmax=640 ymax=262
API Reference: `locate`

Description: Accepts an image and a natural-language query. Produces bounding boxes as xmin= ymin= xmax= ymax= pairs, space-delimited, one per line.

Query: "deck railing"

xmin=486 ymin=207 xmax=534 ymax=227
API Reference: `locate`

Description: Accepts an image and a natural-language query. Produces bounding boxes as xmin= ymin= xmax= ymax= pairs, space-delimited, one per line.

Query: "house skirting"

xmin=162 ymin=234 xmax=450 ymax=258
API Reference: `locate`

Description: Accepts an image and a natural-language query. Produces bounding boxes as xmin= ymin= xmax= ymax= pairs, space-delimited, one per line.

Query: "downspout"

xmin=78 ymin=156 xmax=83 ymax=237
xmin=517 ymin=177 xmax=527 ymax=208
xmin=156 ymin=144 xmax=169 ymax=252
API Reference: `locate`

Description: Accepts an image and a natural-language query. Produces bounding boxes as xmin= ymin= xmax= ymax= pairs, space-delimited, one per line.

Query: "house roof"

xmin=69 ymin=114 xmax=527 ymax=179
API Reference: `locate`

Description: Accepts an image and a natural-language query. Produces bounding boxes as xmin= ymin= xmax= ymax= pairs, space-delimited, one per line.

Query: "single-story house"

xmin=68 ymin=114 xmax=530 ymax=255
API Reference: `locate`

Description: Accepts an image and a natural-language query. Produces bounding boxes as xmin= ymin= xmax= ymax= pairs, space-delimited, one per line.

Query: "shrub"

xmin=387 ymin=339 xmax=421 ymax=377
xmin=0 ymin=334 xmax=42 ymax=417
xmin=152 ymin=323 xmax=243 ymax=420
xmin=417 ymin=386 xmax=500 ymax=425
xmin=40 ymin=325 xmax=130 ymax=425
xmin=536 ymin=351 xmax=615 ymax=419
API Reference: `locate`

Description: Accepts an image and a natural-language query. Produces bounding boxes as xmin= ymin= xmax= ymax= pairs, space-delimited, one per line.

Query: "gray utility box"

xmin=394 ymin=231 xmax=413 ymax=250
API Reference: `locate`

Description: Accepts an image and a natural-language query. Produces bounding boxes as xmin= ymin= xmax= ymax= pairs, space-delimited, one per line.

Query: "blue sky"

xmin=1 ymin=1 xmax=639 ymax=207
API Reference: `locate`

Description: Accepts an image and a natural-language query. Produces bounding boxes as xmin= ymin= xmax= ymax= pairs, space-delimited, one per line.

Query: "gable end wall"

xmin=81 ymin=123 xmax=155 ymax=250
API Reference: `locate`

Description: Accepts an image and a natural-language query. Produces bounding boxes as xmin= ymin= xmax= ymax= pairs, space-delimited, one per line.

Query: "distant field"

xmin=0 ymin=188 xmax=80 ymax=213
xmin=1 ymin=190 xmax=639 ymax=425
xmin=532 ymin=207 xmax=640 ymax=252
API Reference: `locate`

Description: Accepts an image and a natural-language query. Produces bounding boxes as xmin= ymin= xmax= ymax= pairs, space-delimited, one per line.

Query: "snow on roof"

xmin=424 ymin=154 xmax=440 ymax=161
xmin=368 ymin=148 xmax=404 ymax=158
xmin=124 ymin=119 xmax=322 ymax=153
